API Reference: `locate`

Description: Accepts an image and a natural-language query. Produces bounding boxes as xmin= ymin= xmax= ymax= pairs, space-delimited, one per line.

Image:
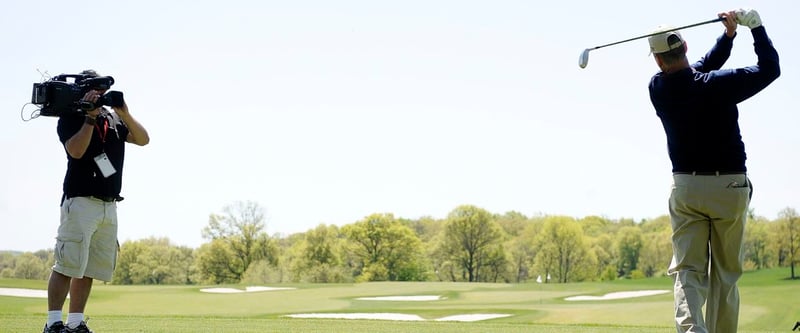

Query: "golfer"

xmin=647 ymin=8 xmax=779 ymax=333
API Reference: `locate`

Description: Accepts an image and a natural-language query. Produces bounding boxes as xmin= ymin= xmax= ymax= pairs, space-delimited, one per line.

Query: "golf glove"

xmin=735 ymin=8 xmax=762 ymax=29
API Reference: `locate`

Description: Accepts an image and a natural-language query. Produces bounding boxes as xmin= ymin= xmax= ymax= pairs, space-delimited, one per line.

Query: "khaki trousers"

xmin=668 ymin=173 xmax=751 ymax=333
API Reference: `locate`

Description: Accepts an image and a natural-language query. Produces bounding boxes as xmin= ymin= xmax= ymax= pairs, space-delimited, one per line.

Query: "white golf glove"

xmin=735 ymin=8 xmax=762 ymax=29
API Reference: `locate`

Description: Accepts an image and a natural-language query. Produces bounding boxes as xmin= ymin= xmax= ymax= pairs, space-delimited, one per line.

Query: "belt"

xmin=673 ymin=171 xmax=745 ymax=176
xmin=92 ymin=195 xmax=124 ymax=202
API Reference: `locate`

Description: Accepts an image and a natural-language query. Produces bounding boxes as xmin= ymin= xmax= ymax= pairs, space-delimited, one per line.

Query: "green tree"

xmin=639 ymin=215 xmax=671 ymax=233
xmin=477 ymin=243 xmax=510 ymax=282
xmin=200 ymin=201 xmax=276 ymax=282
xmin=428 ymin=232 xmax=457 ymax=282
xmin=617 ymin=226 xmax=643 ymax=278
xmin=408 ymin=217 xmax=445 ymax=282
xmin=290 ymin=224 xmax=351 ymax=283
xmin=242 ymin=259 xmax=287 ymax=284
xmin=13 ymin=253 xmax=47 ymax=280
xmin=407 ymin=216 xmax=443 ymax=243
xmin=506 ymin=235 xmax=532 ymax=282
xmin=276 ymin=233 xmax=307 ymax=283
xmin=744 ymin=216 xmax=773 ymax=270
xmin=0 ymin=252 xmax=15 ymax=278
xmin=343 ymin=213 xmax=427 ymax=281
xmin=113 ymin=237 xmax=196 ymax=285
xmin=579 ymin=216 xmax=613 ymax=238
xmin=196 ymin=239 xmax=241 ymax=284
xmin=114 ymin=240 xmax=145 ymax=284
xmin=507 ymin=219 xmax=543 ymax=282
xmin=304 ymin=224 xmax=342 ymax=267
xmin=532 ymin=216 xmax=595 ymax=283
xmin=638 ymin=228 xmax=671 ymax=277
xmin=441 ymin=205 xmax=504 ymax=282
xmin=495 ymin=211 xmax=529 ymax=237
xmin=588 ymin=234 xmax=617 ymax=281
xmin=777 ymin=207 xmax=799 ymax=279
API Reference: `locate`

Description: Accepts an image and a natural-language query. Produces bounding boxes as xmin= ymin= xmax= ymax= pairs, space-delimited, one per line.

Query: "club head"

xmin=578 ymin=49 xmax=590 ymax=69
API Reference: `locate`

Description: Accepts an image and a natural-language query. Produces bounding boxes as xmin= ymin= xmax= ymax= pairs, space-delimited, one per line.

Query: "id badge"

xmin=94 ymin=153 xmax=117 ymax=178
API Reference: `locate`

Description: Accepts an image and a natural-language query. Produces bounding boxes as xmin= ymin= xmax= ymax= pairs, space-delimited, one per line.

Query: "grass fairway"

xmin=1 ymin=268 xmax=797 ymax=332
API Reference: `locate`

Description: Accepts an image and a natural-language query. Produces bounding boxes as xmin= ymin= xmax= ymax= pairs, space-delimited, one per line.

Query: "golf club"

xmin=578 ymin=17 xmax=724 ymax=69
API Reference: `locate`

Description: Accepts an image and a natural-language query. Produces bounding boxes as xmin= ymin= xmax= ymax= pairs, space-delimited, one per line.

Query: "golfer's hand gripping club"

xmin=735 ymin=8 xmax=762 ymax=29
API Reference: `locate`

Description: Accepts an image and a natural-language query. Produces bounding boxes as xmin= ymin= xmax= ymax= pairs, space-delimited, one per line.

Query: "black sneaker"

xmin=65 ymin=321 xmax=93 ymax=333
xmin=43 ymin=321 xmax=65 ymax=333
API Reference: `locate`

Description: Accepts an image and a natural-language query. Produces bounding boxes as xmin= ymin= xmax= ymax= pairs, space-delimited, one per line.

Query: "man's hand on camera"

xmin=81 ymin=90 xmax=102 ymax=118
xmin=111 ymin=102 xmax=129 ymax=116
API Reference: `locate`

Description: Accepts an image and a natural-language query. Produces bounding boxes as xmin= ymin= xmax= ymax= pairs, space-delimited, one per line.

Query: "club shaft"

xmin=590 ymin=17 xmax=724 ymax=50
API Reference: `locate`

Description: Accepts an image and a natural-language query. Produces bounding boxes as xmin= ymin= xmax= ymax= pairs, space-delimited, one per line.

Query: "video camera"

xmin=31 ymin=73 xmax=124 ymax=117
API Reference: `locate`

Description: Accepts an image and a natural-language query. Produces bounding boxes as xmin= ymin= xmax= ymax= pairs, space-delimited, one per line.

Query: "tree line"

xmin=2 ymin=202 xmax=798 ymax=284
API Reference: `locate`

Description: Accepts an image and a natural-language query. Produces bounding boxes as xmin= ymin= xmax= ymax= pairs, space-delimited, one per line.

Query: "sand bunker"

xmin=0 ymin=288 xmax=50 ymax=298
xmin=564 ymin=290 xmax=669 ymax=301
xmin=199 ymin=286 xmax=295 ymax=293
xmin=356 ymin=295 xmax=442 ymax=301
xmin=285 ymin=313 xmax=510 ymax=322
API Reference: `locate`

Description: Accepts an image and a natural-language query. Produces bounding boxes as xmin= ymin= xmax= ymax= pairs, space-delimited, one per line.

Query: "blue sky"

xmin=2 ymin=1 xmax=797 ymax=252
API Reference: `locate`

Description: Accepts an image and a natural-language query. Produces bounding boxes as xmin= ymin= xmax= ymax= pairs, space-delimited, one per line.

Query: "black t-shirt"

xmin=57 ymin=110 xmax=129 ymax=200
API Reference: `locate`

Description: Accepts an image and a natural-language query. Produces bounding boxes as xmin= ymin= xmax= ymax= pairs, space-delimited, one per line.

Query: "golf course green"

xmin=1 ymin=268 xmax=796 ymax=332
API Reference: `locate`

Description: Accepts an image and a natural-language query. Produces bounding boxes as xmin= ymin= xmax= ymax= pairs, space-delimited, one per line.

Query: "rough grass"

xmin=1 ymin=267 xmax=797 ymax=332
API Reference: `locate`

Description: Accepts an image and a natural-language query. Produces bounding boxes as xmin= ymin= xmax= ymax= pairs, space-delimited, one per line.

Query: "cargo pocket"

xmin=55 ymin=233 xmax=84 ymax=272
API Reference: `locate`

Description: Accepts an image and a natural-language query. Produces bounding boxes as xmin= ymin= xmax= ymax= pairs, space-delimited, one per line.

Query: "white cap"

xmin=648 ymin=25 xmax=684 ymax=54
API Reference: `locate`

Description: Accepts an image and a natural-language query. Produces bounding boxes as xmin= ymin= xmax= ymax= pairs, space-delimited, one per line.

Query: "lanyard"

xmin=94 ymin=117 xmax=109 ymax=143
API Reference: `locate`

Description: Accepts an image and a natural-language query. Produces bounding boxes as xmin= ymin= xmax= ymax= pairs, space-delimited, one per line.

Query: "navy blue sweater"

xmin=649 ymin=26 xmax=780 ymax=173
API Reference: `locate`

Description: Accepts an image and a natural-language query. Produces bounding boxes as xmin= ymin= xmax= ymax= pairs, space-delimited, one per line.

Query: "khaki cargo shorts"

xmin=53 ymin=196 xmax=119 ymax=282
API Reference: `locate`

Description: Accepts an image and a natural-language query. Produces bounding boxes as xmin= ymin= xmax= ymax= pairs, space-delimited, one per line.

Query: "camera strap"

xmin=95 ymin=116 xmax=109 ymax=143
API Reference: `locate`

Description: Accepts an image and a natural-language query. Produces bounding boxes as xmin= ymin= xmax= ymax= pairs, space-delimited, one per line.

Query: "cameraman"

xmin=43 ymin=70 xmax=149 ymax=333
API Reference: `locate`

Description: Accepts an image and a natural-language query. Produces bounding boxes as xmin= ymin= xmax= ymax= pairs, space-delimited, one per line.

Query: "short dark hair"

xmin=655 ymin=35 xmax=686 ymax=64
xmin=80 ymin=69 xmax=99 ymax=77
